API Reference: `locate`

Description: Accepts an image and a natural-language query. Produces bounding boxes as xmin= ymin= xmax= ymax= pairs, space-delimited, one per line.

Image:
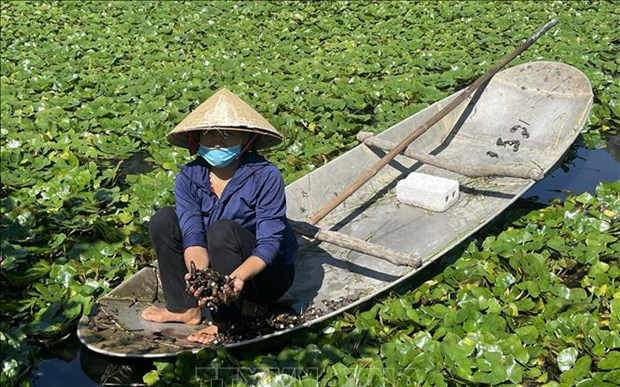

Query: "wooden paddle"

xmin=308 ymin=19 xmax=559 ymax=225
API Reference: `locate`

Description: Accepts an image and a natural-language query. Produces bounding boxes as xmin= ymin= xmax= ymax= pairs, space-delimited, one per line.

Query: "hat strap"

xmin=188 ymin=132 xmax=199 ymax=155
xmin=237 ymin=133 xmax=259 ymax=159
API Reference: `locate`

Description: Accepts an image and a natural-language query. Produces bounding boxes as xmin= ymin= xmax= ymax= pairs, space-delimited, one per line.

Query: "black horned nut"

xmin=503 ymin=139 xmax=521 ymax=151
xmin=521 ymin=128 xmax=530 ymax=138
xmin=496 ymin=137 xmax=506 ymax=147
xmin=185 ymin=261 xmax=235 ymax=312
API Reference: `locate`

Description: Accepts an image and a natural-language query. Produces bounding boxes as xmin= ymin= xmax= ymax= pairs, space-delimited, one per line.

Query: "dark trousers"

xmin=149 ymin=206 xmax=295 ymax=316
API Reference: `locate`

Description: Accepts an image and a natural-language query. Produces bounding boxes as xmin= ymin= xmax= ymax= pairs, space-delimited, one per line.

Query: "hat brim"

xmin=167 ymin=126 xmax=283 ymax=151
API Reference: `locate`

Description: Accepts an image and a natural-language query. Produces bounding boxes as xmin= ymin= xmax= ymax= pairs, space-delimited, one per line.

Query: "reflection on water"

xmin=32 ymin=136 xmax=619 ymax=386
xmin=524 ymin=135 xmax=620 ymax=204
xmin=33 ymin=334 xmax=154 ymax=386
xmin=32 ymin=335 xmax=97 ymax=387
xmin=606 ymin=134 xmax=620 ymax=164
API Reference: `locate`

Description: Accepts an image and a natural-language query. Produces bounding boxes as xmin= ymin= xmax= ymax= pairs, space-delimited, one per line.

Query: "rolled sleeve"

xmin=250 ymin=167 xmax=287 ymax=267
xmin=175 ymin=170 xmax=208 ymax=250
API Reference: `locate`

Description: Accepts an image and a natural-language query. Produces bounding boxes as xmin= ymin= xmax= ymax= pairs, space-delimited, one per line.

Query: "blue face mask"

xmin=198 ymin=144 xmax=242 ymax=168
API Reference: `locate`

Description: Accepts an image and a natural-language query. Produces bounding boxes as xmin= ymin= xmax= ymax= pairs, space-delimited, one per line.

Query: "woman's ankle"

xmin=168 ymin=306 xmax=200 ymax=315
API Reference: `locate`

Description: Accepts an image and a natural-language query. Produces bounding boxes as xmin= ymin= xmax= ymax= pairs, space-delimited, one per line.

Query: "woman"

xmin=141 ymin=88 xmax=298 ymax=344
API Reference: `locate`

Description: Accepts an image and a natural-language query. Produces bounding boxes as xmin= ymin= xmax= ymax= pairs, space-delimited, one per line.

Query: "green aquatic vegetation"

xmin=142 ymin=181 xmax=619 ymax=386
xmin=0 ymin=1 xmax=618 ymax=384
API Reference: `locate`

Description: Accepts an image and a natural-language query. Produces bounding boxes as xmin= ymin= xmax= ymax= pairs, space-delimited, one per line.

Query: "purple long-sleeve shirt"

xmin=174 ymin=151 xmax=297 ymax=267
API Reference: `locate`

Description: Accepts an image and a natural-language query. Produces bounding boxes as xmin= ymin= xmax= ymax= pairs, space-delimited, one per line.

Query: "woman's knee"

xmin=206 ymin=220 xmax=244 ymax=273
xmin=149 ymin=206 xmax=178 ymax=239
xmin=206 ymin=219 xmax=238 ymax=247
xmin=250 ymin=262 xmax=295 ymax=304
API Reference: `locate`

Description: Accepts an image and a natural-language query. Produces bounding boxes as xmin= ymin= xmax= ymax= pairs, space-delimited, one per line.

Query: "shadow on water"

xmin=32 ymin=135 xmax=619 ymax=386
xmin=117 ymin=150 xmax=156 ymax=176
xmin=33 ymin=334 xmax=156 ymax=386
xmin=115 ymin=150 xmax=157 ymax=189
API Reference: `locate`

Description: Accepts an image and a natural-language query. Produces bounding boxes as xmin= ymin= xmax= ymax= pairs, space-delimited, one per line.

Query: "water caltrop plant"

xmin=1 ymin=1 xmax=618 ymax=385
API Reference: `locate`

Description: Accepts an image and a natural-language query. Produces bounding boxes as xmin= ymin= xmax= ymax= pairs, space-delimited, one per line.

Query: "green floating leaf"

xmin=142 ymin=370 xmax=160 ymax=386
xmin=515 ymin=326 xmax=539 ymax=345
xmin=557 ymin=348 xmax=579 ymax=372
xmin=598 ymin=351 xmax=620 ymax=370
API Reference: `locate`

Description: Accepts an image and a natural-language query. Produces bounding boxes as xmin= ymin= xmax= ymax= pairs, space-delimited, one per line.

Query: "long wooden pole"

xmin=308 ymin=20 xmax=558 ymax=225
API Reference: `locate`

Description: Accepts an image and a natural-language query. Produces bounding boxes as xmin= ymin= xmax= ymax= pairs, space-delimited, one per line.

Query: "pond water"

xmin=522 ymin=135 xmax=619 ymax=203
xmin=31 ymin=135 xmax=619 ymax=386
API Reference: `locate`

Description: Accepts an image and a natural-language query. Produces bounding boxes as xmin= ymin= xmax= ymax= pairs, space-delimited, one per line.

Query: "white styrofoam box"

xmin=396 ymin=172 xmax=459 ymax=212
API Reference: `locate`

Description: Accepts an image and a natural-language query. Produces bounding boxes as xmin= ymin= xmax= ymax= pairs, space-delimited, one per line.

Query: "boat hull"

xmin=78 ymin=61 xmax=593 ymax=357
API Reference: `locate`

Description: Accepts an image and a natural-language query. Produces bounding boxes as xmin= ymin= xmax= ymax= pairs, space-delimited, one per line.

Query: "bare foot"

xmin=187 ymin=325 xmax=219 ymax=344
xmin=140 ymin=306 xmax=201 ymax=325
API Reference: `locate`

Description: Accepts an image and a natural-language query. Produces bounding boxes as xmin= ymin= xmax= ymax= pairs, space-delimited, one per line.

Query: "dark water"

xmin=32 ymin=136 xmax=620 ymax=386
xmin=523 ymin=135 xmax=620 ymax=203
xmin=32 ymin=334 xmax=153 ymax=386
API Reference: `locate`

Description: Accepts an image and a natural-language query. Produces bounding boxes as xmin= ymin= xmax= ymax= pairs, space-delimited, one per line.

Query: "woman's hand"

xmin=223 ymin=276 xmax=244 ymax=301
xmin=184 ymin=256 xmax=265 ymax=307
xmin=184 ymin=272 xmax=243 ymax=307
xmin=184 ymin=248 xmax=209 ymax=274
xmin=184 ymin=272 xmax=204 ymax=300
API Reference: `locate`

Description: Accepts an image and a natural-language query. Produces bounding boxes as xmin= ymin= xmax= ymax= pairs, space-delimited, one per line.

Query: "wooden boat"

xmin=78 ymin=61 xmax=593 ymax=357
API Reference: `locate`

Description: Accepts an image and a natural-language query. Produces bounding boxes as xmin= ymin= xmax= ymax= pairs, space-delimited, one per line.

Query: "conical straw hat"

xmin=167 ymin=87 xmax=283 ymax=150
